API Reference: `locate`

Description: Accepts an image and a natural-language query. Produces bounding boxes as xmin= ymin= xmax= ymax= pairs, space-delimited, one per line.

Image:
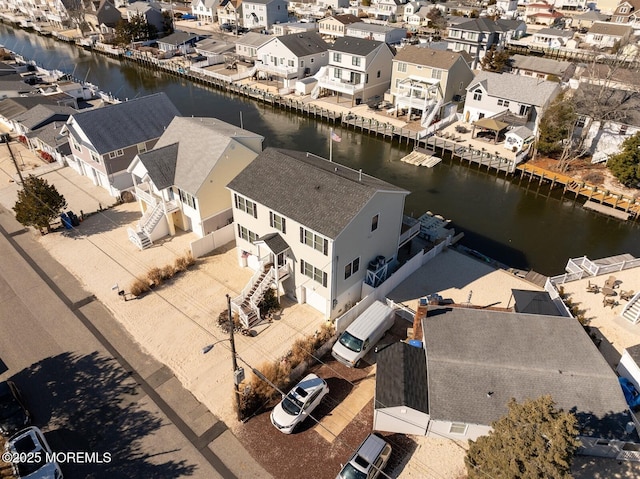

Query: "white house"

xmin=345 ymin=22 xmax=407 ymax=44
xmin=235 ymin=32 xmax=271 ymax=62
xmin=241 ymin=0 xmax=288 ymax=29
xmin=584 ymin=22 xmax=633 ymax=49
xmin=531 ymin=27 xmax=574 ymax=47
xmin=192 ymin=0 xmax=220 ymax=24
xmin=318 ymin=14 xmax=362 ymax=39
xmin=226 ymin=148 xmax=409 ymax=325
xmin=126 ymin=117 xmax=264 ymax=250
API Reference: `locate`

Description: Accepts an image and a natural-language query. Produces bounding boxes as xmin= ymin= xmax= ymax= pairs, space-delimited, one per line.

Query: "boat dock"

xmin=400 ymin=148 xmax=442 ymax=167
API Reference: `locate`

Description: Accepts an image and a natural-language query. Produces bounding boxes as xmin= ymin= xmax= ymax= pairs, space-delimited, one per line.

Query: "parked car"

xmin=336 ymin=433 xmax=392 ymax=479
xmin=0 ymin=380 xmax=31 ymax=436
xmin=5 ymin=426 xmax=63 ymax=479
xmin=220 ymin=23 xmax=233 ymax=32
xmin=270 ymin=373 xmax=329 ymax=434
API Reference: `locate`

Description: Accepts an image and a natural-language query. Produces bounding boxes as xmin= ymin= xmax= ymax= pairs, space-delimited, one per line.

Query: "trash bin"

xmin=408 ymin=339 xmax=423 ymax=348
xmin=60 ymin=212 xmax=72 ymax=229
xmin=68 ymin=211 xmax=80 ymax=227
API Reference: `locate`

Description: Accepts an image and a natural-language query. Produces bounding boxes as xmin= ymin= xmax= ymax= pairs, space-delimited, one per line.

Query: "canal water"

xmin=1 ymin=24 xmax=639 ymax=275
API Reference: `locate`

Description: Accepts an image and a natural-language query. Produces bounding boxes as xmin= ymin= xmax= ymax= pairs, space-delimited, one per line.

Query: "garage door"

xmin=305 ymin=287 xmax=327 ymax=316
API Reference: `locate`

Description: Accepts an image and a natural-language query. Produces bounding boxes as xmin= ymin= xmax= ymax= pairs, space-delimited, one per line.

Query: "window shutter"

xmin=322 ymin=272 xmax=327 ymax=287
xmin=269 ymin=211 xmax=273 ymax=227
xmin=253 ymin=204 xmax=257 ymax=219
xmin=282 ymin=218 xmax=286 ymax=234
xmin=237 ymin=224 xmax=241 ymax=236
xmin=300 ymin=259 xmax=304 ymax=274
xmin=323 ymin=239 xmax=328 ymax=256
xmin=300 ymin=227 xmax=304 ymax=243
xmin=234 ymin=194 xmax=238 ymax=209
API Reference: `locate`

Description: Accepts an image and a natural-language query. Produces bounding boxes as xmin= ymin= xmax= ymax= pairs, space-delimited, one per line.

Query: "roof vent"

xmin=334 ymin=167 xmax=338 ymax=172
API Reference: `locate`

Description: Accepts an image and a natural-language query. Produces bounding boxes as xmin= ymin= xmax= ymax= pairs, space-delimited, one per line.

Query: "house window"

xmin=238 ymin=224 xmax=258 ymax=243
xmin=593 ymin=34 xmax=603 ymax=41
xmin=137 ymin=142 xmax=147 ymax=154
xmin=431 ymin=69 xmax=442 ymax=80
xmin=108 ymin=149 xmax=124 ymax=159
xmin=234 ymin=193 xmax=257 ymax=218
xmin=619 ymin=6 xmax=629 ymax=13
xmin=300 ymin=227 xmax=328 ymax=255
xmin=449 ymin=423 xmax=468 ymax=435
xmin=70 ymin=136 xmax=81 ymax=152
xmin=377 ymin=70 xmax=381 ymax=78
xmin=344 ymin=257 xmax=360 ymax=279
xmin=288 ymin=59 xmax=294 ymax=67
xmin=270 ymin=212 xmax=286 ymax=233
xmin=497 ymin=99 xmax=510 ymax=107
xmin=90 ymin=150 xmax=101 ymax=164
xmin=334 ymin=68 xmax=341 ymax=79
xmin=371 ymin=214 xmax=379 ymax=232
xmin=352 ymin=56 xmax=361 ymax=67
xmin=473 ymin=89 xmax=482 ymax=101
xmin=178 ymin=188 xmax=197 ymax=209
xmin=398 ymin=62 xmax=407 ymax=72
xmin=620 ymin=124 xmax=629 ymax=135
xmin=301 ymin=259 xmax=328 ymax=287
xmin=333 ymin=52 xmax=342 ymax=62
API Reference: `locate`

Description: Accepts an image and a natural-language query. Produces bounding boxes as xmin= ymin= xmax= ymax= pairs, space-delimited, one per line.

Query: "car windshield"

xmin=281 ymin=392 xmax=304 ymax=416
xmin=339 ymin=331 xmax=363 ymax=353
xmin=13 ymin=435 xmax=47 ymax=476
xmin=339 ymin=463 xmax=367 ymax=479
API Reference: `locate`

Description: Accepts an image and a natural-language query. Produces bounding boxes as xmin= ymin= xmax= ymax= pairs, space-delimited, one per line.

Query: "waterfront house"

xmin=446 ymin=18 xmax=526 ymax=69
xmin=367 ymin=0 xmax=405 ymax=22
xmin=12 ymin=103 xmax=76 ymax=152
xmin=345 ymin=22 xmax=407 ymax=45
xmin=389 ymin=47 xmax=473 ymax=127
xmin=157 ymin=32 xmax=204 ymax=56
xmin=272 ymin=21 xmax=319 ymax=36
xmin=612 ymin=0 xmax=640 ymax=25
xmin=241 ymin=0 xmax=289 ymax=30
xmin=509 ymin=54 xmax=575 ymax=82
xmin=226 ymin=148 xmax=409 ymax=324
xmin=0 ymin=73 xmax=38 ymax=98
xmin=235 ymin=32 xmax=271 ymax=62
xmin=61 ymin=93 xmax=180 ymax=197
xmin=524 ymin=1 xmax=564 ymax=26
xmin=374 ymin=307 xmax=633 ymax=455
xmin=85 ymin=0 xmax=122 ymax=40
xmin=216 ymin=0 xmax=242 ymax=27
xmin=255 ymin=32 xmax=329 ymax=90
xmin=583 ymin=22 xmax=633 ymax=49
xmin=126 ymin=2 xmax=164 ymax=34
xmin=462 ymin=71 xmax=560 ymax=133
xmin=314 ymin=36 xmax=395 ymax=107
xmin=191 ymin=0 xmax=220 ymax=24
xmin=531 ymin=27 xmax=574 ymax=48
xmin=318 ymin=14 xmax=362 ymax=40
xmin=573 ymin=10 xmax=611 ymax=29
xmin=126 ymin=116 xmax=264 ymax=250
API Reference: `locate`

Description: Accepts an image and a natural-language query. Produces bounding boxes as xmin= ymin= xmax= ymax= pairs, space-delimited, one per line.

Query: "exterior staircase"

xmin=232 ymin=264 xmax=290 ymax=328
xmin=140 ymin=202 xmax=165 ymax=235
xmin=622 ymin=292 xmax=640 ymax=324
xmin=128 ymin=227 xmax=152 ymax=250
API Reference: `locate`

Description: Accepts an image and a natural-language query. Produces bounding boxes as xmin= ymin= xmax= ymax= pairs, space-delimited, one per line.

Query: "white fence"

xmin=94 ymin=42 xmax=122 ymax=55
xmin=190 ymin=65 xmax=255 ymax=82
xmin=190 ymin=223 xmax=235 ymax=258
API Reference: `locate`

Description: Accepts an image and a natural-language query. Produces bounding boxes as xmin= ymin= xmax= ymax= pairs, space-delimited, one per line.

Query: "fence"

xmin=334 ymin=294 xmax=377 ymax=334
xmin=189 ymin=223 xmax=234 ymax=258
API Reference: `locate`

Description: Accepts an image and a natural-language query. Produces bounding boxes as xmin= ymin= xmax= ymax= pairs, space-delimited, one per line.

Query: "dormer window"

xmin=473 ymin=89 xmax=482 ymax=101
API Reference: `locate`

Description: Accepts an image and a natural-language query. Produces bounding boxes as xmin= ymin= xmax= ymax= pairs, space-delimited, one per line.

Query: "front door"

xmin=277 ymin=252 xmax=286 ymax=267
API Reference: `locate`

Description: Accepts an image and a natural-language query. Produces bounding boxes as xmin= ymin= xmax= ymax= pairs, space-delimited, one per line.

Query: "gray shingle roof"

xmin=510 ymin=54 xmax=573 ymax=77
xmin=534 ymin=27 xmax=574 ymax=38
xmin=137 ymin=143 xmax=178 ymax=190
xmin=235 ymin=32 xmax=271 ymax=48
xmin=26 ymin=122 xmax=70 ymax=155
xmin=257 ymin=232 xmax=290 ymax=254
xmin=158 ymin=32 xmax=201 ymax=46
xmin=277 ymin=32 xmax=329 ymax=58
xmin=226 ymin=148 xmax=408 ymax=239
xmin=13 ymin=104 xmax=76 ymax=130
xmin=347 ymin=23 xmax=404 ymax=34
xmin=512 ymin=289 xmax=561 ymax=316
xmin=327 ymin=14 xmax=361 ymax=25
xmin=153 ymin=116 xmax=264 ymax=195
xmin=331 ymin=36 xmax=387 ymax=56
xmin=69 ymin=93 xmax=180 ymax=154
xmin=467 ymin=71 xmax=559 ymax=107
xmin=627 ymin=344 xmax=640 ymax=364
xmin=394 ymin=46 xmax=470 ymax=69
xmin=0 ymin=96 xmax=68 ymax=121
xmin=376 ymin=342 xmax=429 ymax=413
xmin=589 ymin=22 xmax=633 ymax=37
xmin=422 ymin=307 xmax=630 ymax=438
xmin=451 ymin=18 xmax=524 ymax=33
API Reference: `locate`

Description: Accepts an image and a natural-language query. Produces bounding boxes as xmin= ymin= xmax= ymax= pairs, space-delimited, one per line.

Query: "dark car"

xmin=0 ymin=381 xmax=31 ymax=437
xmin=220 ymin=23 xmax=233 ymax=32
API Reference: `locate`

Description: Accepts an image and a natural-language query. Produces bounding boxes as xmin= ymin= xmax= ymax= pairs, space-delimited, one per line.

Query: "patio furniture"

xmin=602 ymin=286 xmax=616 ymax=297
xmin=621 ymin=290 xmax=635 ymax=301
xmin=604 ymin=276 xmax=618 ymax=289
xmin=586 ymin=281 xmax=599 ymax=294
xmin=455 ymin=125 xmax=468 ymax=134
xmin=603 ymin=297 xmax=618 ymax=309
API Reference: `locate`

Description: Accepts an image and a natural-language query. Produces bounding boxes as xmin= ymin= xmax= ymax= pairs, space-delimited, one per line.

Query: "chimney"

xmin=411 ymin=297 xmax=428 ymax=340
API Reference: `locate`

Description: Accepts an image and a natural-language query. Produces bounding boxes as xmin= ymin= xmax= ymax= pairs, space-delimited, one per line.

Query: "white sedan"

xmin=270 ymin=373 xmax=329 ymax=434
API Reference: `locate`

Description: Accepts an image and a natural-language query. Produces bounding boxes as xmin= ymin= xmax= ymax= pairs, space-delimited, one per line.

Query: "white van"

xmin=332 ymin=301 xmax=395 ymax=367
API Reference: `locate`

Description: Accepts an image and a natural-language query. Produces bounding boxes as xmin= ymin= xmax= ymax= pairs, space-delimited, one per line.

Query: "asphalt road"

xmin=0 ymin=208 xmax=265 ymax=478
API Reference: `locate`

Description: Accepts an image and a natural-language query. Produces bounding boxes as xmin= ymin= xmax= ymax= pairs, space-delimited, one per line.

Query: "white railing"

xmin=317 ymin=77 xmax=364 ymax=95
xmin=622 ymin=291 xmax=640 ymax=324
xmin=256 ymin=62 xmax=298 ymax=77
xmin=127 ymin=227 xmax=143 ymax=250
xmin=543 ymin=278 xmax=574 ymax=317
xmin=399 ymin=218 xmax=421 ymax=248
xmin=134 ymin=184 xmax=157 ymax=206
xmin=190 ymin=65 xmax=255 ymax=82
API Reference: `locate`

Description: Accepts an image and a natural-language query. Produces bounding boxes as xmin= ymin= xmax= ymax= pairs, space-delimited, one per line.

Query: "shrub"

xmin=259 ymin=288 xmax=280 ymax=316
xmin=583 ymin=171 xmax=604 ymax=185
xmin=147 ymin=267 xmax=164 ymax=286
xmin=161 ymin=264 xmax=175 ymax=280
xmin=175 ymin=251 xmax=195 ymax=272
xmin=129 ymin=277 xmax=150 ymax=297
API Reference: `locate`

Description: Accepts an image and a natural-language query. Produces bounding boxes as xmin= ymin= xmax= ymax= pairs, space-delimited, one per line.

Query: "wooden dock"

xmin=517 ymin=163 xmax=640 ymax=220
xmin=400 ymin=148 xmax=441 ymax=167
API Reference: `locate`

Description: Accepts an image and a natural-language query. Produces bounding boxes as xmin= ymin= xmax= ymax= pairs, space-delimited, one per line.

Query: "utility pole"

xmin=3 ymin=134 xmax=24 ymax=185
xmin=227 ymin=294 xmax=242 ymax=421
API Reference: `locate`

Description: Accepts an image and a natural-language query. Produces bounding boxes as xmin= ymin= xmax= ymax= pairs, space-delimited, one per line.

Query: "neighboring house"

xmin=617 ymin=343 xmax=640 ymax=390
xmin=26 ymin=121 xmax=72 ymax=166
xmin=191 ymin=0 xmax=220 ymax=24
xmin=235 ymin=32 xmax=271 ymax=62
xmin=85 ymin=0 xmax=122 ymax=39
xmin=345 ymin=22 xmax=407 ymax=45
xmin=374 ymin=307 xmax=633 ymax=453
xmin=405 ymin=8 xmax=430 ymax=32
xmin=193 ymin=37 xmax=236 ymax=59
xmin=463 ymin=71 xmax=561 ymax=132
xmin=367 ymin=0 xmax=404 ymax=22
xmin=531 ymin=27 xmax=574 ymax=47
xmin=509 ymin=54 xmax=575 ymax=81
xmin=584 ymin=22 xmax=633 ymax=49
xmin=495 ymin=0 xmax=518 ymax=17
xmin=552 ymin=0 xmax=588 ymax=10
xmin=0 ymin=96 xmax=74 ymax=133
xmin=314 ymin=36 xmax=395 ymax=107
xmin=12 ymin=103 xmax=76 ymax=144
xmin=217 ymin=0 xmax=242 ymax=26
xmin=573 ymin=10 xmax=610 ymax=29
xmin=126 ymin=117 xmax=264 ymax=250
xmin=157 ymin=32 xmax=204 ymax=56
xmin=389 ymin=47 xmax=473 ymax=126
xmin=127 ymin=1 xmax=165 ymax=33
xmin=241 ymin=0 xmax=289 ymax=29
xmin=318 ymin=14 xmax=362 ymax=39
xmin=255 ymin=32 xmax=329 ymax=88
xmin=0 ymin=73 xmax=38 ymax=98
xmin=272 ymin=21 xmax=319 ymax=36
xmin=524 ymin=1 xmax=564 ymax=26
xmin=446 ymin=18 xmax=526 ymax=69
xmin=61 ymin=93 xmax=180 ymax=197
xmin=612 ymin=0 xmax=640 ymax=25
xmin=226 ymin=148 xmax=409 ymax=324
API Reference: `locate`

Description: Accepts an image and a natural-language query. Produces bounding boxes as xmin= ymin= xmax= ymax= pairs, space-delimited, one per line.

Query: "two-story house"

xmin=85 ymin=0 xmax=121 ymax=40
xmin=126 ymin=116 xmax=264 ymax=250
xmin=235 ymin=32 xmax=271 ymax=62
xmin=127 ymin=1 xmax=165 ymax=33
xmin=314 ymin=36 xmax=395 ymax=107
xmin=61 ymin=93 xmax=180 ymax=197
xmin=272 ymin=21 xmax=319 ymax=36
xmin=255 ymin=32 xmax=329 ymax=89
xmin=389 ymin=47 xmax=473 ymax=126
xmin=612 ymin=0 xmax=640 ymax=24
xmin=216 ymin=0 xmax=241 ymax=27
xmin=531 ymin=27 xmax=574 ymax=47
xmin=463 ymin=71 xmax=560 ymax=133
xmin=226 ymin=147 xmax=409 ymax=325
xmin=446 ymin=18 xmax=526 ymax=69
xmin=317 ymin=14 xmax=362 ymax=39
xmin=584 ymin=22 xmax=633 ymax=49
xmin=345 ymin=22 xmax=407 ymax=44
xmin=524 ymin=1 xmax=564 ymax=25
xmin=241 ymin=0 xmax=288 ymax=30
xmin=191 ymin=0 xmax=220 ymax=24
xmin=509 ymin=54 xmax=575 ymax=82
xmin=367 ymin=0 xmax=405 ymax=22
